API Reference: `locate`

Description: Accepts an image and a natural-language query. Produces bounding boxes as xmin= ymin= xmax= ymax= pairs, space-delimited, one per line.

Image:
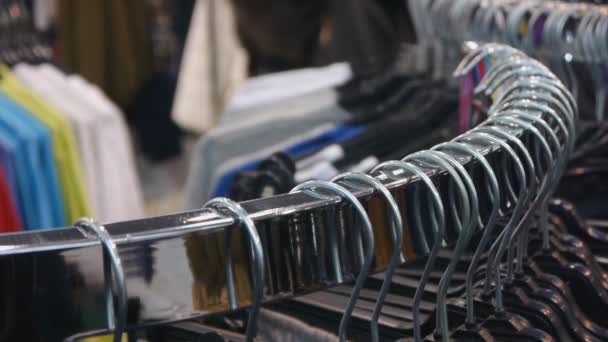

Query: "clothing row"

xmin=184 ymin=64 xmax=457 ymax=207
xmin=170 ymin=0 xmax=420 ymax=135
xmin=0 ymin=63 xmax=144 ymax=232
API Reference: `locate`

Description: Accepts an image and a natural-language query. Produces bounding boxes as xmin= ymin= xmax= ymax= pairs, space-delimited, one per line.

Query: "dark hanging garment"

xmin=127 ymin=72 xmax=183 ymax=162
xmin=56 ymin=0 xmax=153 ymax=110
xmin=229 ymin=0 xmax=417 ymax=76
xmin=329 ymin=0 xmax=417 ymax=77
xmin=231 ymin=0 xmax=328 ymax=75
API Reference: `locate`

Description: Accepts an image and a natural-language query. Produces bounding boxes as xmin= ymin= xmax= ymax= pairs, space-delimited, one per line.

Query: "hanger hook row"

xmin=74 ymin=218 xmax=127 ymax=342
xmin=331 ymin=172 xmax=403 ymax=342
xmin=372 ymin=160 xmax=446 ymax=342
xmin=204 ymin=197 xmax=266 ymax=342
xmin=290 ymin=181 xmax=375 ymax=342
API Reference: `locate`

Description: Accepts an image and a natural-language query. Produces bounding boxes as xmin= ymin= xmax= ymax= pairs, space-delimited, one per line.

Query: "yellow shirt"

xmin=0 ymin=67 xmax=91 ymax=221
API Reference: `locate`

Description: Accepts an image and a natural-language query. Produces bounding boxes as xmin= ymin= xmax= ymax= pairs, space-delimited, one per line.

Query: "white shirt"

xmin=13 ymin=63 xmax=145 ymax=222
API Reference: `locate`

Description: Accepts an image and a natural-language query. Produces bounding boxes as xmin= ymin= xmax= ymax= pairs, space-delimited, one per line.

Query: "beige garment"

xmin=172 ymin=0 xmax=248 ymax=133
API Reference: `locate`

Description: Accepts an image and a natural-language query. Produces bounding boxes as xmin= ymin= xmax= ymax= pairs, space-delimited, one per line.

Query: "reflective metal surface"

xmin=0 ymin=144 xmax=502 ymax=341
xmin=0 ymin=42 xmax=564 ymax=340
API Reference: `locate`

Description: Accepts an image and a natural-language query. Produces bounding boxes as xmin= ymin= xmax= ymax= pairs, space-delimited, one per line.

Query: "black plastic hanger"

xmin=549 ymin=199 xmax=608 ymax=259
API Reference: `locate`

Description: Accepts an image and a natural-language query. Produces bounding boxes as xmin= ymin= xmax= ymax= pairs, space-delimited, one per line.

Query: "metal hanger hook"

xmin=413 ymin=149 xmax=479 ymax=341
xmin=74 ymin=218 xmax=127 ymax=342
xmin=290 ymin=181 xmax=375 ymax=342
xmin=494 ymin=79 xmax=578 ymax=122
xmin=434 ymin=141 xmax=501 ymax=327
xmin=453 ymin=43 xmax=525 ymax=78
xmin=204 ymin=197 xmax=266 ymax=342
xmin=463 ymin=128 xmax=530 ymax=312
xmin=372 ymin=160 xmax=445 ymax=342
xmin=332 ymin=172 xmax=403 ymax=342
xmin=488 ymin=113 xmax=558 ymax=276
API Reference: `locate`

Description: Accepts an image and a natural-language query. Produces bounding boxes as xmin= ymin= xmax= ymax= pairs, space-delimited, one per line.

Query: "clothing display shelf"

xmin=0 ymin=44 xmax=570 ymax=341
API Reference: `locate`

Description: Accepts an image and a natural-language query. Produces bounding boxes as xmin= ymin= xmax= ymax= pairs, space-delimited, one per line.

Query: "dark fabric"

xmin=231 ymin=0 xmax=328 ymax=75
xmin=169 ymin=0 xmax=196 ymax=76
xmin=56 ymin=0 xmax=153 ymax=109
xmin=170 ymin=0 xmax=197 ymax=44
xmin=330 ymin=0 xmax=416 ymax=77
xmin=556 ymin=120 xmax=608 ymax=219
xmin=229 ymin=153 xmax=295 ymax=201
xmin=127 ymin=72 xmax=182 ymax=161
xmin=230 ymin=0 xmax=416 ymax=77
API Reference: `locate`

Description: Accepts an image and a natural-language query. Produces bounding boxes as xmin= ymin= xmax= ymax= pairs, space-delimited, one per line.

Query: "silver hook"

xmin=331 ymin=172 xmax=403 ymax=342
xmin=488 ymin=113 xmax=560 ymax=277
xmin=290 ymin=181 xmax=375 ymax=342
xmin=371 ymin=160 xmax=445 ymax=342
xmin=493 ymin=106 xmax=570 ymax=181
xmin=474 ymin=123 xmax=540 ymax=200
xmin=74 ymin=218 xmax=127 ymax=342
xmin=489 ymin=111 xmax=559 ymax=176
xmin=455 ymin=129 xmax=525 ymax=216
xmin=449 ymin=0 xmax=481 ymax=42
xmin=479 ymin=55 xmax=553 ymax=84
xmin=595 ymin=12 xmax=608 ymax=62
xmin=512 ymin=111 xmax=565 ymax=258
xmin=428 ymin=0 xmax=448 ymax=39
xmin=492 ymin=99 xmax=573 ymax=197
xmin=464 ymin=127 xmax=531 ymax=312
xmin=521 ymin=4 xmax=550 ymax=57
xmin=573 ymin=9 xmax=596 ymax=62
xmin=477 ymin=64 xmax=560 ymax=100
xmin=476 ymin=121 xmax=540 ymax=281
xmin=546 ymin=5 xmax=579 ymax=62
xmin=431 ymin=0 xmax=456 ymax=41
xmin=415 ymin=149 xmax=479 ymax=341
xmin=401 ymin=150 xmax=472 ymax=341
xmin=505 ymin=1 xmax=541 ymax=48
xmin=524 ymin=3 xmax=569 ymax=79
xmin=493 ymin=95 xmax=574 ymax=151
xmin=492 ymin=88 xmax=575 ymax=162
xmin=471 ymin=0 xmax=491 ymax=41
xmin=490 ymin=88 xmax=576 ymax=244
xmin=543 ymin=7 xmax=579 ymax=98
xmin=477 ymin=61 xmax=555 ymax=95
xmin=405 ymin=151 xmax=471 ymax=238
xmin=482 ymin=0 xmax=509 ymax=43
xmin=466 ymin=0 xmax=487 ymax=39
xmin=576 ymin=11 xmax=600 ymax=62
xmin=500 ymin=97 xmax=577 ymax=208
xmin=492 ymin=79 xmax=577 ymax=122
xmin=580 ymin=12 xmax=607 ymax=122
xmin=429 ymin=0 xmax=459 ymax=78
xmin=477 ymin=121 xmax=541 ymax=205
xmin=453 ymin=43 xmax=525 ymax=77
xmin=433 ymin=141 xmax=501 ymax=327
xmin=204 ymin=198 xmax=265 ymax=342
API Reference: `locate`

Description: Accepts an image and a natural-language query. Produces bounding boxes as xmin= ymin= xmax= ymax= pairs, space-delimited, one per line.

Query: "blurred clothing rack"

xmin=0 ymin=136 xmax=501 ymax=338
xmin=0 ymin=43 xmax=576 ymax=340
xmin=0 ymin=103 xmax=523 ymax=339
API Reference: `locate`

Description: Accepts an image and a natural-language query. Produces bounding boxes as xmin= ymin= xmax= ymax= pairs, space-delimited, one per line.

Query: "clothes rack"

xmin=0 ymin=43 xmax=577 ymax=341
